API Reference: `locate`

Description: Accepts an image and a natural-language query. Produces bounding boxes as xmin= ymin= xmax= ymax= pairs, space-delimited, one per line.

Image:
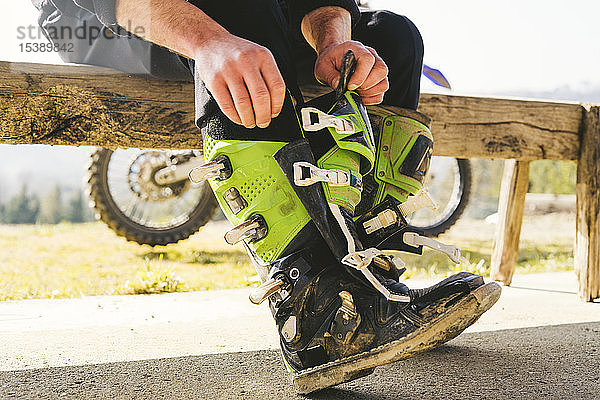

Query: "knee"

xmin=364 ymin=11 xmax=424 ymax=64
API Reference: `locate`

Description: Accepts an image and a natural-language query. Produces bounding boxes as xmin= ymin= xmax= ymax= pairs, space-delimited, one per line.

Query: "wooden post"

xmin=575 ymin=105 xmax=600 ymax=301
xmin=490 ymin=160 xmax=530 ymax=285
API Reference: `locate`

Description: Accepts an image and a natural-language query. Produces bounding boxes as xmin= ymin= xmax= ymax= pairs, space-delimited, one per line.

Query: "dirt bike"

xmin=87 ymin=68 xmax=471 ymax=245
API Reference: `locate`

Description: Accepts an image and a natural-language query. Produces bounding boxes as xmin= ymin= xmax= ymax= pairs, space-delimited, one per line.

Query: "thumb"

xmin=315 ymin=58 xmax=342 ymax=89
xmin=317 ymin=68 xmax=341 ymax=90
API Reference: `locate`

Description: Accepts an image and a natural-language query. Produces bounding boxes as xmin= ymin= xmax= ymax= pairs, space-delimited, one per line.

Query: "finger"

xmin=359 ymin=49 xmax=389 ymax=91
xmin=361 ymin=93 xmax=385 ymax=105
xmin=357 ymin=77 xmax=389 ymax=99
xmin=244 ymin=69 xmax=272 ymax=128
xmin=260 ymin=57 xmax=286 ymax=118
xmin=348 ymin=48 xmax=375 ymax=90
xmin=210 ymin=79 xmax=242 ymax=125
xmin=227 ymin=78 xmax=256 ymax=128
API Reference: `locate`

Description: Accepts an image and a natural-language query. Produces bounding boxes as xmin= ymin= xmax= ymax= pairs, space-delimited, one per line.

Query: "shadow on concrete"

xmin=1 ymin=322 xmax=599 ymax=400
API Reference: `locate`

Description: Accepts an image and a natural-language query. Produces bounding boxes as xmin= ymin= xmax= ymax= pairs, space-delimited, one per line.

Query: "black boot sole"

xmin=293 ymin=281 xmax=502 ymax=394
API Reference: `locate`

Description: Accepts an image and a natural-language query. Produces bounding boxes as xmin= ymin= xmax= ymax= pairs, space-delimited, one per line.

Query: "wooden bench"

xmin=1 ymin=61 xmax=598 ymax=301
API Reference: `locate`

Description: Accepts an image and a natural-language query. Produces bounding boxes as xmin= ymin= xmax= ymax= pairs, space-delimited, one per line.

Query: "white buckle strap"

xmin=398 ymin=188 xmax=438 ymax=217
xmin=224 ymin=217 xmax=266 ymax=245
xmin=341 ymin=248 xmax=382 ymax=269
xmin=361 ymin=190 xmax=438 ymax=236
xmin=362 ymin=209 xmax=399 ymax=234
xmin=342 ymin=248 xmax=410 ymax=303
xmin=189 ymin=160 xmax=226 ymax=183
xmin=301 ymin=107 xmax=355 ymax=135
xmin=293 ymin=162 xmax=350 ymax=187
xmin=248 ymin=278 xmax=285 ymax=305
xmin=403 ymin=232 xmax=462 ymax=263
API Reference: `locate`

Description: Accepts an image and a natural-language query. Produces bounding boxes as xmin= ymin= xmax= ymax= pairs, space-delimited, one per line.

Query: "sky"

xmin=2 ymin=1 xmax=600 ymax=99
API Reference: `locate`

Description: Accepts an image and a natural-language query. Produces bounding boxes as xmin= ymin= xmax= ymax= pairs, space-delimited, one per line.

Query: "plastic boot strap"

xmin=403 ymin=232 xmax=462 ymax=263
xmin=398 ymin=188 xmax=438 ymax=217
xmin=301 ymin=107 xmax=355 ymax=135
xmin=293 ymin=162 xmax=350 ymax=187
xmin=342 ymin=248 xmax=410 ymax=303
xmin=249 ymin=278 xmax=285 ymax=305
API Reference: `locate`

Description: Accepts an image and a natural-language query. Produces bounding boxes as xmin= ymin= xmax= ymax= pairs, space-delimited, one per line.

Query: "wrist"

xmin=315 ymin=38 xmax=345 ymax=56
xmin=302 ymin=6 xmax=351 ymax=54
xmin=189 ymin=26 xmax=231 ymax=58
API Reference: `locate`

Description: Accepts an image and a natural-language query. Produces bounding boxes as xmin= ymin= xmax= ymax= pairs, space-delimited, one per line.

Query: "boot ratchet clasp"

xmin=342 ymin=248 xmax=410 ymax=303
xmin=189 ymin=160 xmax=226 ymax=183
xmin=293 ymin=162 xmax=350 ymax=187
xmin=224 ymin=216 xmax=267 ymax=245
xmin=301 ymin=107 xmax=355 ymax=135
xmin=249 ymin=278 xmax=286 ymax=305
xmin=398 ymin=188 xmax=438 ymax=216
xmin=403 ymin=232 xmax=461 ymax=263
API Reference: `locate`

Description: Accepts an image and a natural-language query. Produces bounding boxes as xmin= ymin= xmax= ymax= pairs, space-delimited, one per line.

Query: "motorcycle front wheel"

xmin=87 ymin=148 xmax=219 ymax=246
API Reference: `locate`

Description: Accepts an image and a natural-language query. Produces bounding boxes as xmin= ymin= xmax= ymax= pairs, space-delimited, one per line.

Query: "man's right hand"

xmin=116 ymin=0 xmax=285 ymax=129
xmin=194 ymin=34 xmax=286 ymax=129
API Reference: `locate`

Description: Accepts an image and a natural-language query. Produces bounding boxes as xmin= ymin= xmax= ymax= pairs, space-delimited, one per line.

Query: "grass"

xmin=0 ymin=221 xmax=256 ymax=300
xmin=0 ymin=213 xmax=576 ymax=301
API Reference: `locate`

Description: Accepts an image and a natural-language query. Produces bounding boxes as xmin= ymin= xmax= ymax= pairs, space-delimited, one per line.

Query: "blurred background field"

xmin=0 ymin=148 xmax=579 ymax=300
xmin=0 ymin=207 xmax=575 ymax=301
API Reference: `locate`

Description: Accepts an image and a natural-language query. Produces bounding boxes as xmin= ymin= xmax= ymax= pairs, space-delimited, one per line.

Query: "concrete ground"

xmin=1 ymin=272 xmax=599 ymax=399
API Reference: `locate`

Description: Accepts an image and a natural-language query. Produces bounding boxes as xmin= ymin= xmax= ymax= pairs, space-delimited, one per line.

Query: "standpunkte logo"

xmin=16 ymin=20 xmax=146 ymax=46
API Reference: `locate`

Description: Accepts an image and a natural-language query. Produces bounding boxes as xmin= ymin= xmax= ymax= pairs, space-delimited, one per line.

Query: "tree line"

xmin=0 ymin=184 xmax=94 ymax=224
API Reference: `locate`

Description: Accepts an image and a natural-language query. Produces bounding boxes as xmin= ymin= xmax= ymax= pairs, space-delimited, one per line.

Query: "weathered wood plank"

xmin=302 ymin=85 xmax=583 ymax=160
xmin=419 ymin=94 xmax=581 ymax=160
xmin=0 ymin=62 xmax=198 ymax=150
xmin=490 ymin=159 xmax=530 ymax=286
xmin=0 ymin=61 xmax=584 ymax=159
xmin=575 ymin=105 xmax=600 ymax=301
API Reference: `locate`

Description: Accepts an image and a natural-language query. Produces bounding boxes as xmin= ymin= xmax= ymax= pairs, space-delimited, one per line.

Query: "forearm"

xmin=115 ymin=0 xmax=228 ymax=59
xmin=301 ymin=6 xmax=351 ymax=54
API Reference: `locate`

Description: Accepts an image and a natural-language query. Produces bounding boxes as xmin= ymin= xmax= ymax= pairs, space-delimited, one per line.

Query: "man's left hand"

xmin=314 ymin=40 xmax=389 ymax=105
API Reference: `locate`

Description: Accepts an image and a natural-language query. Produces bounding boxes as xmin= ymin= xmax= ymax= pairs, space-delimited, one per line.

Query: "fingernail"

xmin=257 ymin=122 xmax=269 ymax=129
xmin=348 ymin=84 xmax=359 ymax=90
xmin=245 ymin=124 xmax=256 ymax=129
xmin=272 ymin=112 xmax=280 ymax=119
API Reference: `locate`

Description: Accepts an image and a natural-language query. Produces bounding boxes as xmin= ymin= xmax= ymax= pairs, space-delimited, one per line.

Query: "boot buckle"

xmin=249 ymin=278 xmax=285 ymax=305
xmin=329 ymin=291 xmax=361 ymax=344
xmin=362 ymin=209 xmax=399 ymax=234
xmin=224 ymin=215 xmax=267 ymax=245
xmin=342 ymin=248 xmax=410 ymax=303
xmin=341 ymin=248 xmax=382 ymax=269
xmin=293 ymin=162 xmax=350 ymax=187
xmin=398 ymin=188 xmax=438 ymax=216
xmin=403 ymin=232 xmax=462 ymax=263
xmin=189 ymin=156 xmax=232 ymax=183
xmin=338 ymin=291 xmax=358 ymax=320
xmin=300 ymin=107 xmax=355 ymax=135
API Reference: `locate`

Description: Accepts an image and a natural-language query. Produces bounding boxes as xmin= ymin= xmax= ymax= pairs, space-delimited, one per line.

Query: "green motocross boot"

xmin=190 ymin=51 xmax=501 ymax=394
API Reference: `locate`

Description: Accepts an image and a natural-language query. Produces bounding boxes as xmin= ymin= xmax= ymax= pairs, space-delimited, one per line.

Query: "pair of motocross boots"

xmin=190 ymin=52 xmax=501 ymax=393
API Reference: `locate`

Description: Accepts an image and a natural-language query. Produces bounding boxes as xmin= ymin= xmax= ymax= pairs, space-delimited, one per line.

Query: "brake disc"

xmin=127 ymin=150 xmax=194 ymax=201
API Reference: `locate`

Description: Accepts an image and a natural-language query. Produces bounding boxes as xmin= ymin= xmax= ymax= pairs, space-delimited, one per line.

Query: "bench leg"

xmin=490 ymin=159 xmax=530 ymax=285
xmin=575 ymin=106 xmax=600 ymax=301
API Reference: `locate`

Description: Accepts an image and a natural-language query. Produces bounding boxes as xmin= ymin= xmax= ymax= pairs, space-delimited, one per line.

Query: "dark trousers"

xmin=191 ymin=0 xmax=424 ymax=122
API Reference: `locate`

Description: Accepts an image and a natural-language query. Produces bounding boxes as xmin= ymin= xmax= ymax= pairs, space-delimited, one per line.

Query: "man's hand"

xmin=302 ymin=6 xmax=390 ymax=105
xmin=115 ymin=0 xmax=285 ymax=128
xmin=314 ymin=41 xmax=388 ymax=105
xmin=194 ymin=34 xmax=286 ymax=128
